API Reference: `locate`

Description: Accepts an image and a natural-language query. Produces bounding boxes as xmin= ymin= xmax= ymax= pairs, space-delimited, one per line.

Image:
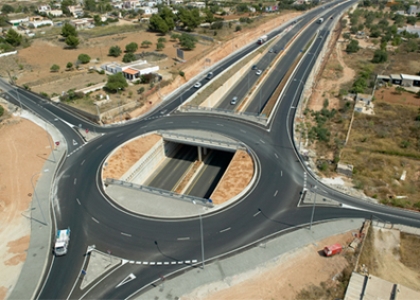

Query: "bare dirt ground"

xmin=102 ymin=134 xmax=161 ymax=180
xmin=0 ymin=115 xmax=52 ymax=300
xmin=370 ymin=227 xmax=420 ymax=291
xmin=375 ymin=87 xmax=420 ymax=107
xmin=182 ymin=231 xmax=355 ymax=300
xmin=307 ymin=39 xmax=356 ymax=112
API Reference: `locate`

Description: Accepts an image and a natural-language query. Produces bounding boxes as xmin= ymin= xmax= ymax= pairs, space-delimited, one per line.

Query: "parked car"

xmin=231 ymin=96 xmax=238 ymax=105
xmin=194 ymin=82 xmax=202 ymax=88
xmin=256 ymin=70 xmax=262 ymax=75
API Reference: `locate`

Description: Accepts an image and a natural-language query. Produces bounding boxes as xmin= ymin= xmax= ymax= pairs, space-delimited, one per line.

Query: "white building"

xmin=101 ymin=60 xmax=159 ymax=81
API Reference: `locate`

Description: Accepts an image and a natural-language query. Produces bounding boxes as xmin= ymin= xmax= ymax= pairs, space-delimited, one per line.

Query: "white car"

xmin=194 ymin=82 xmax=202 ymax=88
xmin=256 ymin=70 xmax=262 ymax=75
xmin=231 ymin=97 xmax=238 ymax=105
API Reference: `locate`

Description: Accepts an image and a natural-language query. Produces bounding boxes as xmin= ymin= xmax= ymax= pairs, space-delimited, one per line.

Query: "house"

xmin=28 ymin=19 xmax=54 ymax=28
xmin=407 ymin=5 xmax=420 ymax=16
xmin=336 ymin=163 xmax=353 ymax=178
xmin=38 ymin=5 xmax=51 ymax=13
xmin=124 ymin=0 xmax=140 ymax=9
xmin=48 ymin=10 xmax=64 ymax=17
xmin=401 ymin=74 xmax=420 ymax=87
xmin=188 ymin=2 xmax=206 ymax=9
xmin=8 ymin=18 xmax=29 ymax=27
xmin=143 ymin=7 xmax=158 ymax=15
xmin=69 ymin=18 xmax=95 ymax=29
xmin=390 ymin=74 xmax=402 ymax=85
xmin=68 ymin=5 xmax=84 ymax=18
xmin=354 ymin=93 xmax=374 ymax=115
xmin=398 ymin=25 xmax=420 ymax=36
xmin=101 ymin=60 xmax=159 ymax=81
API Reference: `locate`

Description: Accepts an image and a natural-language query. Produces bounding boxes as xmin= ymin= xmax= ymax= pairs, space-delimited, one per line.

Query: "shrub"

xmin=108 ymin=46 xmax=122 ymax=57
xmin=122 ymin=53 xmax=136 ymax=63
xmin=372 ymin=49 xmax=387 ymax=63
xmin=78 ymin=54 xmax=91 ymax=64
xmin=50 ymin=64 xmax=60 ymax=72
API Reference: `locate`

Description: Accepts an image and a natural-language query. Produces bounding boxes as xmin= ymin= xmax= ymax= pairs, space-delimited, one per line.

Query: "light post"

xmin=31 ymin=173 xmax=47 ymax=225
xmin=309 ymin=185 xmax=317 ymax=231
xmin=118 ymin=88 xmax=123 ymax=122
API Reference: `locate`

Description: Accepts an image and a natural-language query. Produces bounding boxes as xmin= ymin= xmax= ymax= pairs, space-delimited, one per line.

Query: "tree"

xmin=346 ymin=39 xmax=360 ymax=53
xmin=122 ymin=53 xmax=136 ymax=63
xmin=5 ymin=29 xmax=22 ymax=47
xmin=62 ymin=23 xmax=77 ymax=37
xmin=405 ymin=39 xmax=419 ymax=53
xmin=1 ymin=4 xmax=15 ymax=14
xmin=105 ymin=72 xmax=128 ymax=92
xmin=179 ymin=33 xmax=198 ymax=50
xmin=66 ymin=62 xmax=73 ymax=70
xmin=157 ymin=37 xmax=166 ymax=43
xmin=78 ymin=54 xmax=91 ymax=64
xmin=170 ymin=33 xmax=180 ymax=42
xmin=178 ymin=7 xmax=201 ymax=31
xmin=65 ymin=35 xmax=79 ymax=48
xmin=156 ymin=42 xmax=165 ymax=51
xmin=125 ymin=42 xmax=138 ymax=53
xmin=50 ymin=64 xmax=60 ymax=72
xmin=108 ymin=46 xmax=122 ymax=57
xmin=235 ymin=25 xmax=242 ymax=32
xmin=141 ymin=40 xmax=152 ymax=48
xmin=137 ymin=87 xmax=145 ymax=95
xmin=149 ymin=14 xmax=169 ymax=34
xmin=372 ymin=49 xmax=387 ymax=63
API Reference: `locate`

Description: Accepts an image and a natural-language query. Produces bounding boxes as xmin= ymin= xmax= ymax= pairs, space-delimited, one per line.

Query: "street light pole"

xmin=31 ymin=173 xmax=47 ymax=225
xmin=14 ymin=86 xmax=23 ymax=113
xmin=309 ymin=185 xmax=317 ymax=231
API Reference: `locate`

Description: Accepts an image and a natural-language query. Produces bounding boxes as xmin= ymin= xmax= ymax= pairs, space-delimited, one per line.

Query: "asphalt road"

xmin=5 ymin=1 xmax=420 ymax=299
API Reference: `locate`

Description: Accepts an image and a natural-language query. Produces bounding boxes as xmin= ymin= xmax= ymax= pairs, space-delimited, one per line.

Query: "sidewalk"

xmin=8 ymin=111 xmax=67 ymax=300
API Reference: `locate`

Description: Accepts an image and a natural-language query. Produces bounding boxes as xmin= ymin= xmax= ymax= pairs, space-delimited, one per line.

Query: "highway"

xmin=2 ymin=0 xmax=420 ymax=299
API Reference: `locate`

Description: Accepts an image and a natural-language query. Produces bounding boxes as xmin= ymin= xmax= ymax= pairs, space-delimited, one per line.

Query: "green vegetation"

xmin=125 ymin=42 xmax=138 ymax=53
xmin=61 ymin=23 xmax=77 ymax=38
xmin=50 ymin=64 xmax=60 ymax=72
xmin=156 ymin=42 xmax=165 ymax=51
xmin=105 ymin=72 xmax=128 ymax=93
xmin=122 ymin=53 xmax=136 ymax=63
xmin=1 ymin=4 xmax=15 ymax=14
xmin=179 ymin=33 xmax=198 ymax=50
xmin=108 ymin=46 xmax=122 ymax=57
xmin=372 ymin=49 xmax=387 ymax=63
xmin=346 ymin=39 xmax=360 ymax=53
xmin=78 ymin=54 xmax=91 ymax=64
xmin=141 ymin=40 xmax=152 ymax=48
xmin=5 ymin=29 xmax=22 ymax=47
xmin=0 ymin=105 xmax=4 ymax=117
xmin=66 ymin=62 xmax=73 ymax=70
xmin=65 ymin=35 xmax=79 ymax=48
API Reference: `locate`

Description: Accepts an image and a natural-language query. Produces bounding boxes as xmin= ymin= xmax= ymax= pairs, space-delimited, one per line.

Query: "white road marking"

xmin=117 ymin=133 xmax=123 ymax=137
xmin=185 ymin=260 xmax=191 ymax=264
xmin=164 ymin=262 xmax=169 ymax=265
xmin=76 ymin=198 xmax=81 ymax=205
xmin=143 ymin=262 xmax=149 ymax=265
xmin=177 ymin=237 xmax=190 ymax=241
xmin=220 ymin=227 xmax=231 ymax=233
xmin=166 ymin=122 xmax=173 ymax=124
xmin=136 ymin=261 xmax=142 ymax=264
xmin=281 ymin=171 xmax=283 ymax=177
xmin=191 ymin=121 xmax=199 ymax=123
xmin=259 ymin=139 xmax=265 ymax=144
xmin=240 ymin=129 xmax=246 ymax=133
xmin=171 ymin=262 xmax=176 ymax=265
xmin=253 ymin=211 xmax=261 ymax=217
xmin=74 ymin=178 xmax=77 ymax=185
xmin=91 ymin=217 xmax=99 ymax=224
xmin=116 ymin=273 xmax=136 ymax=288
xmin=157 ymin=262 xmax=162 ymax=265
xmin=81 ymin=160 xmax=85 ymax=166
xmin=274 ymin=153 xmax=278 ymax=158
xmin=96 ymin=145 xmax=102 ymax=150
xmin=274 ymin=190 xmax=278 ymax=197
xmin=121 ymin=232 xmax=132 ymax=237
xmin=178 ymin=261 xmax=183 ymax=264
xmin=217 ymin=124 xmax=224 ymax=126
xmin=192 ymin=259 xmax=198 ymax=263
xmin=149 ymin=262 xmax=156 ymax=265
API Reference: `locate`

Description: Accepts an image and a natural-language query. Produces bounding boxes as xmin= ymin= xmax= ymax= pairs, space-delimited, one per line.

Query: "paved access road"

xmin=3 ymin=1 xmax=420 ymax=299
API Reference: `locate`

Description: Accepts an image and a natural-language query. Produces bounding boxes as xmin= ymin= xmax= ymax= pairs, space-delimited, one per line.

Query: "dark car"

xmin=206 ymin=72 xmax=213 ymax=80
xmin=252 ymin=65 xmax=258 ymax=70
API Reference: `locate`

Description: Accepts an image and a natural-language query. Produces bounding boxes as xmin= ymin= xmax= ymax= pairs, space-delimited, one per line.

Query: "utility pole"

xmin=310 ymin=185 xmax=317 ymax=231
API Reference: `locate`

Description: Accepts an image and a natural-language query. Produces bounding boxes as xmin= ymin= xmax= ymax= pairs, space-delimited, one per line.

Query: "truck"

xmin=317 ymin=18 xmax=324 ymax=24
xmin=323 ymin=243 xmax=342 ymax=257
xmin=257 ymin=35 xmax=268 ymax=45
xmin=54 ymin=228 xmax=70 ymax=256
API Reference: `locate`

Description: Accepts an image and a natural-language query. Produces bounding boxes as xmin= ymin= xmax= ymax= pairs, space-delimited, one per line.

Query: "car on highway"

xmin=269 ymin=49 xmax=274 ymax=53
xmin=256 ymin=70 xmax=262 ymax=76
xmin=206 ymin=72 xmax=213 ymax=80
xmin=252 ymin=65 xmax=258 ymax=70
xmin=194 ymin=82 xmax=202 ymax=88
xmin=231 ymin=96 xmax=238 ymax=105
